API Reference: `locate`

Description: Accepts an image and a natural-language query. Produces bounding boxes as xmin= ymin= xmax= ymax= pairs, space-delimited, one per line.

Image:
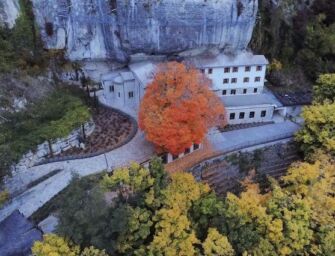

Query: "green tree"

xmin=314 ymin=73 xmax=335 ymax=103
xmin=295 ymin=102 xmax=335 ymax=156
xmin=56 ymin=176 xmax=110 ymax=249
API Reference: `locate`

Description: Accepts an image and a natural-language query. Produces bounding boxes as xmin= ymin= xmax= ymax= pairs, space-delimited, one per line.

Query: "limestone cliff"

xmin=0 ymin=0 xmax=20 ymax=28
xmin=1 ymin=0 xmax=258 ymax=62
xmin=34 ymin=0 xmax=258 ymax=62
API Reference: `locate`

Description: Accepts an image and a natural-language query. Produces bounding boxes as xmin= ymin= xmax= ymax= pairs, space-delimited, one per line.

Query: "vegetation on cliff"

xmin=0 ymin=0 xmax=47 ymax=73
xmin=0 ymin=89 xmax=90 ymax=185
xmin=251 ymin=0 xmax=335 ymax=83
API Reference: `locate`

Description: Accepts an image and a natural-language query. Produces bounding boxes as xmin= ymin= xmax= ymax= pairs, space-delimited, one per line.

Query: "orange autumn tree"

xmin=139 ymin=61 xmax=226 ymax=155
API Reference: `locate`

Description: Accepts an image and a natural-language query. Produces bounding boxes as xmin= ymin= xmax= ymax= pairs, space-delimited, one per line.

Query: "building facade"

xmin=190 ymin=52 xmax=280 ymax=125
xmin=101 ymin=52 xmax=282 ymax=125
xmin=101 ymin=71 xmax=141 ymax=109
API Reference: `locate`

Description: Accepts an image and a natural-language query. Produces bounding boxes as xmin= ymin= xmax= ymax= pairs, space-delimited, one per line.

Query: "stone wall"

xmin=13 ymin=120 xmax=95 ymax=171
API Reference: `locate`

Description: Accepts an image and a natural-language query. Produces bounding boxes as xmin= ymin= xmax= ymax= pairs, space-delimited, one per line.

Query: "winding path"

xmin=0 ymin=102 xmax=301 ymax=222
xmin=0 ymin=130 xmax=154 ymax=221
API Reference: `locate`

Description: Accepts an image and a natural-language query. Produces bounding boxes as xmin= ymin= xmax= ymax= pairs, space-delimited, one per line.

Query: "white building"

xmin=101 ymin=70 xmax=140 ymax=109
xmin=101 ymin=52 xmax=284 ymax=125
xmin=190 ymin=52 xmax=283 ymax=125
xmin=101 ymin=62 xmax=156 ymax=113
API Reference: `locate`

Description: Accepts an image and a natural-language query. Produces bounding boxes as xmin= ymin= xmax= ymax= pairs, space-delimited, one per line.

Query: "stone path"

xmin=166 ymin=121 xmax=300 ymax=172
xmin=0 ymin=131 xmax=154 ymax=222
xmin=0 ymin=114 xmax=300 ymax=222
xmin=208 ymin=121 xmax=300 ymax=152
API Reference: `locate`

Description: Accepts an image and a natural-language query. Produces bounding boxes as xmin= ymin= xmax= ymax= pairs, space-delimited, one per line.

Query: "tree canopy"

xmin=139 ymin=62 xmax=226 ymax=155
xmin=52 ymin=154 xmax=335 ymax=256
xmin=295 ymin=102 xmax=335 ymax=156
xmin=314 ymin=73 xmax=335 ymax=103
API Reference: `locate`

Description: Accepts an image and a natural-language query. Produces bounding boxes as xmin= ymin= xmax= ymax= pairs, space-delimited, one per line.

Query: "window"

xmin=243 ymin=88 xmax=247 ymax=94
xmin=194 ymin=144 xmax=200 ymax=150
xmin=245 ymin=66 xmax=251 ymax=72
xmin=184 ymin=147 xmax=191 ymax=155
xmin=255 ymin=77 xmax=261 ymax=82
xmin=256 ymin=65 xmax=262 ymax=71
xmin=233 ymin=67 xmax=238 ymax=72
xmin=249 ymin=111 xmax=255 ymax=118
xmin=172 ymin=155 xmax=179 ymax=161
xmin=208 ymin=68 xmax=213 ymax=74
xmin=261 ymin=110 xmax=267 ymax=117
xmin=224 ymin=67 xmax=230 ymax=73
xmin=109 ymin=85 xmax=114 ymax=92
xmin=231 ymin=78 xmax=237 ymax=83
xmin=254 ymin=88 xmax=258 ymax=93
xmin=118 ymin=92 xmax=121 ymax=97
xmin=128 ymin=91 xmax=134 ymax=98
xmin=230 ymin=113 xmax=235 ymax=120
xmin=200 ymin=69 xmax=205 ymax=73
xmin=223 ymin=78 xmax=229 ymax=84
xmin=231 ymin=89 xmax=236 ymax=95
xmin=239 ymin=112 xmax=245 ymax=119
xmin=222 ymin=90 xmax=227 ymax=95
xmin=161 ymin=154 xmax=168 ymax=164
xmin=243 ymin=77 xmax=249 ymax=83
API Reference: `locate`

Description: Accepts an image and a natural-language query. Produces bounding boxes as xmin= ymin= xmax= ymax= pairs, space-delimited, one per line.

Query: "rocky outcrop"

xmin=0 ymin=0 xmax=20 ymax=28
xmin=30 ymin=0 xmax=257 ymax=62
xmin=0 ymin=74 xmax=55 ymax=115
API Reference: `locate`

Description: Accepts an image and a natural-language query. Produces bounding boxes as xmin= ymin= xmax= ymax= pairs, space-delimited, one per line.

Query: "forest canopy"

xmin=34 ymin=155 xmax=335 ymax=256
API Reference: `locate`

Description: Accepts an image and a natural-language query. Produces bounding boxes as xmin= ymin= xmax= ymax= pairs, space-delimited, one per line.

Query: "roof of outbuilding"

xmin=129 ymin=61 xmax=157 ymax=88
xmin=190 ymin=51 xmax=269 ymax=68
xmin=120 ymin=71 xmax=135 ymax=81
xmin=0 ymin=210 xmax=43 ymax=256
xmin=221 ymin=94 xmax=277 ymax=108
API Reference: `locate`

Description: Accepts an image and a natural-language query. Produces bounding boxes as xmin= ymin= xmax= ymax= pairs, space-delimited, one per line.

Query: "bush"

xmin=0 ymin=190 xmax=9 ymax=208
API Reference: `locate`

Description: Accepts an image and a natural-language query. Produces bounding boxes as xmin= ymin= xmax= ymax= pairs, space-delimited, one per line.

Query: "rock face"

xmin=31 ymin=0 xmax=258 ymax=62
xmin=0 ymin=0 xmax=20 ymax=28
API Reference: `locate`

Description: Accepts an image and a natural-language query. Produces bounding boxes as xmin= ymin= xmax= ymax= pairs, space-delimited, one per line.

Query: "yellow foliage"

xmin=162 ymin=172 xmax=210 ymax=211
xmin=32 ymin=234 xmax=79 ymax=256
xmin=203 ymin=228 xmax=235 ymax=256
xmin=101 ymin=163 xmax=154 ymax=194
xmin=80 ymin=246 xmax=109 ymax=256
xmin=148 ymin=172 xmax=209 ymax=255
xmin=0 ymin=190 xmax=9 ymax=208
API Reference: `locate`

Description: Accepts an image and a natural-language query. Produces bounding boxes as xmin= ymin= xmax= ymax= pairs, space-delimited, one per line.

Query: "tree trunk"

xmin=47 ymin=140 xmax=54 ymax=158
xmin=82 ymin=124 xmax=86 ymax=140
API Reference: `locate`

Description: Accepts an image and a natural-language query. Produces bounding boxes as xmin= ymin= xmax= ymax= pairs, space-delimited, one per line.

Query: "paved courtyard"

xmin=208 ymin=121 xmax=300 ymax=152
